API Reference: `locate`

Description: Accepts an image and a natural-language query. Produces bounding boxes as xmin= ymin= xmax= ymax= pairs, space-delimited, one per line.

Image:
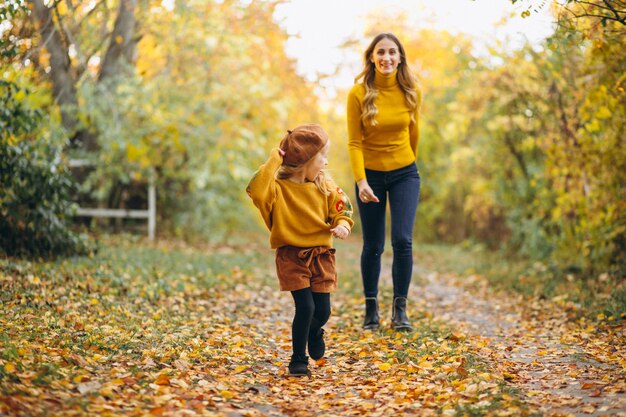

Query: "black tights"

xmin=290 ymin=288 xmax=331 ymax=358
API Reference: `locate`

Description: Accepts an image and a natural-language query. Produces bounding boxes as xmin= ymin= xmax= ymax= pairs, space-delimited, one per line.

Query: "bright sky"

xmin=274 ymin=0 xmax=555 ymax=97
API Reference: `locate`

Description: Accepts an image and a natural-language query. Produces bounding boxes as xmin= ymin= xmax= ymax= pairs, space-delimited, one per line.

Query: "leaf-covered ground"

xmin=414 ymin=269 xmax=626 ymax=417
xmin=1 ymin=236 xmax=624 ymax=416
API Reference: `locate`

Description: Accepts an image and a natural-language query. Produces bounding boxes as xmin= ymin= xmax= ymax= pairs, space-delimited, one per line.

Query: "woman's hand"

xmin=357 ymin=179 xmax=380 ymax=203
xmin=331 ymin=224 xmax=350 ymax=239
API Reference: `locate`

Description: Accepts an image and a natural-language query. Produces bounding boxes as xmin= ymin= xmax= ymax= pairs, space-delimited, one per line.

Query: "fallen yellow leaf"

xmin=72 ymin=374 xmax=87 ymax=383
xmin=220 ymin=390 xmax=235 ymax=399
xmin=378 ymin=363 xmax=391 ymax=371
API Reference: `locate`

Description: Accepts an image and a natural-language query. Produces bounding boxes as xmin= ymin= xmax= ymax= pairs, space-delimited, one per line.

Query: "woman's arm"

xmin=409 ymin=89 xmax=422 ymax=157
xmin=346 ymin=86 xmax=367 ymax=183
xmin=347 ymin=86 xmax=379 ymax=203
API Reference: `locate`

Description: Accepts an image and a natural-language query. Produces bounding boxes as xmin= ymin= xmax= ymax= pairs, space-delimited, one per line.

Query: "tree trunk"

xmin=99 ymin=0 xmax=138 ymax=82
xmin=30 ymin=0 xmax=78 ymax=134
xmin=30 ymin=0 xmax=139 ymax=151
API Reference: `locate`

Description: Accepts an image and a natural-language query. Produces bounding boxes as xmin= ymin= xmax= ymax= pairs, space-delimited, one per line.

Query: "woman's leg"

xmin=355 ymin=179 xmax=388 ymax=298
xmin=290 ymin=288 xmax=315 ymax=358
xmin=388 ymin=165 xmax=421 ymax=298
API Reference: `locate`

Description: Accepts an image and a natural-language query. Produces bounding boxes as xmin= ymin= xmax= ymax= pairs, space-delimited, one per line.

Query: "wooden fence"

xmin=69 ymin=159 xmax=156 ymax=240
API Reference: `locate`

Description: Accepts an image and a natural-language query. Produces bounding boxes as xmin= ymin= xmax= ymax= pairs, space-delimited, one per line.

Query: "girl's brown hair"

xmin=354 ymin=32 xmax=421 ymax=127
xmin=276 ymin=158 xmax=333 ymax=196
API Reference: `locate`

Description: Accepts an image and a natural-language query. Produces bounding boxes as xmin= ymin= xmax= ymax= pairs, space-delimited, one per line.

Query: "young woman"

xmin=347 ymin=33 xmax=422 ymax=331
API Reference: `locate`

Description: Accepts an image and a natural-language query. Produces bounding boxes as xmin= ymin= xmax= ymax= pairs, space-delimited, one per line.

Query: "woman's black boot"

xmin=363 ymin=297 xmax=380 ymax=330
xmin=391 ymin=296 xmax=412 ymax=331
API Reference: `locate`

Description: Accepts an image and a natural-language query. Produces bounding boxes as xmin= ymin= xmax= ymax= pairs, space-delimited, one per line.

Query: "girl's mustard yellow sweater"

xmin=246 ymin=149 xmax=354 ymax=249
xmin=346 ymin=69 xmax=421 ymax=182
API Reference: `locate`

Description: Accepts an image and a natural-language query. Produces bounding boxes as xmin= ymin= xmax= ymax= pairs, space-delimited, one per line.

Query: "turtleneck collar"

xmin=374 ymin=69 xmax=398 ymax=89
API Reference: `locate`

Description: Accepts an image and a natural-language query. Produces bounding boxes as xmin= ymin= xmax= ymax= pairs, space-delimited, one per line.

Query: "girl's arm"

xmin=246 ymin=148 xmax=283 ymax=229
xmin=328 ymin=184 xmax=354 ymax=239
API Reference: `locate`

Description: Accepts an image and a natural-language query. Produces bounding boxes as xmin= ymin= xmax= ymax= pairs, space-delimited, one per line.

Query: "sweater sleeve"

xmin=346 ymin=85 xmax=367 ymax=182
xmin=246 ymin=148 xmax=282 ymax=230
xmin=328 ymin=183 xmax=354 ymax=230
xmin=409 ymin=88 xmax=422 ymax=157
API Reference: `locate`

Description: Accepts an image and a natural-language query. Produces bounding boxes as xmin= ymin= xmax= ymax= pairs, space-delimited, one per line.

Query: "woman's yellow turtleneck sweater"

xmin=346 ymin=69 xmax=421 ymax=182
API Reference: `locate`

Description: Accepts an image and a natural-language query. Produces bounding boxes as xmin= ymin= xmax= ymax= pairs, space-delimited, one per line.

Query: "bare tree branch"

xmin=80 ymin=32 xmax=113 ymax=77
xmin=602 ymin=0 xmax=626 ymax=23
xmin=51 ymin=2 xmax=78 ymax=73
xmin=518 ymin=0 xmax=626 ymax=27
xmin=561 ymin=0 xmax=626 ymax=26
xmin=576 ymin=0 xmax=617 ymax=12
xmin=71 ymin=0 xmax=108 ymax=33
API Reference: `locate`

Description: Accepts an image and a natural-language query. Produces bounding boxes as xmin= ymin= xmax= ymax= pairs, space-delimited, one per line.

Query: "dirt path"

xmin=414 ymin=268 xmax=626 ymax=417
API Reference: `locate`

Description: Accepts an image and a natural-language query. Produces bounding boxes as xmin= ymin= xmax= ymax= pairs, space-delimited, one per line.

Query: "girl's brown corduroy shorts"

xmin=275 ymin=246 xmax=337 ymax=293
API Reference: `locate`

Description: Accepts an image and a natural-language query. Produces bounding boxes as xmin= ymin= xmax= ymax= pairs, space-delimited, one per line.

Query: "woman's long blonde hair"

xmin=354 ymin=32 xmax=421 ymax=127
xmin=276 ymin=162 xmax=333 ymax=196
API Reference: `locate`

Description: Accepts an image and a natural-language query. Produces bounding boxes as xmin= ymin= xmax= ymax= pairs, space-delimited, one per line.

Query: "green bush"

xmin=0 ymin=80 xmax=90 ymax=258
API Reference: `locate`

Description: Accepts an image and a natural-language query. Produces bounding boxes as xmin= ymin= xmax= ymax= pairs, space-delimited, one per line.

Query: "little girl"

xmin=246 ymin=124 xmax=353 ymax=376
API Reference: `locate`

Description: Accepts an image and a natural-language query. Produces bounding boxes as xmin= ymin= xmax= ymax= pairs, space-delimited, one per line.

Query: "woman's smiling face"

xmin=370 ymin=37 xmax=401 ymax=75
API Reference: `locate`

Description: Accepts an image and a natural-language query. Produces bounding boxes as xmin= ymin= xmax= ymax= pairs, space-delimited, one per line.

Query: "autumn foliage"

xmin=1 ymin=0 xmax=622 ymax=279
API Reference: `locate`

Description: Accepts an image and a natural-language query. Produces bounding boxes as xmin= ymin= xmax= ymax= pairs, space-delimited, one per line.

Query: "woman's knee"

xmin=362 ymin=243 xmax=385 ymax=258
xmin=391 ymin=236 xmax=412 ymax=255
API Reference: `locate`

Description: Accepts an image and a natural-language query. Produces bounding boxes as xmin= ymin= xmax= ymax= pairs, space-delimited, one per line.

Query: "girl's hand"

xmin=331 ymin=224 xmax=350 ymax=239
xmin=357 ymin=179 xmax=380 ymax=203
xmin=278 ymin=148 xmax=286 ymax=156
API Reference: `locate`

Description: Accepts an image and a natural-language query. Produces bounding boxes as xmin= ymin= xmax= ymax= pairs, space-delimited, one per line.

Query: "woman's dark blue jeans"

xmin=356 ymin=163 xmax=420 ymax=298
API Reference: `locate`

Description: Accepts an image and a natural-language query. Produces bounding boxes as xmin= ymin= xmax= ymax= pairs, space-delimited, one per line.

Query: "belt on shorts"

xmin=297 ymin=247 xmax=336 ymax=273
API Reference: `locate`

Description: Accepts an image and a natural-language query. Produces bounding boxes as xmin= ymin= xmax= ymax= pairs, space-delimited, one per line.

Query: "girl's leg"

xmin=308 ymin=292 xmax=331 ymax=359
xmin=290 ymin=288 xmax=315 ymax=358
xmin=388 ymin=165 xmax=421 ymax=297
xmin=310 ymin=292 xmax=331 ymax=334
xmin=355 ymin=179 xmax=388 ymax=298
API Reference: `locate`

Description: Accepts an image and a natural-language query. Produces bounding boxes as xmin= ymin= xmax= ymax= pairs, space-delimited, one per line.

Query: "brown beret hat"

xmin=279 ymin=124 xmax=329 ymax=166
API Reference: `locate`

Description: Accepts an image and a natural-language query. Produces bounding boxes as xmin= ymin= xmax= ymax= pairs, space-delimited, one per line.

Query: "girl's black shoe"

xmin=363 ymin=297 xmax=380 ymax=330
xmin=288 ymin=354 xmax=309 ymax=376
xmin=308 ymin=329 xmax=325 ymax=360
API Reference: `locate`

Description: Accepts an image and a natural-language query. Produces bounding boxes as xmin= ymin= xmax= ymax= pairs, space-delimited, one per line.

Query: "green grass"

xmin=1 ymin=233 xmax=275 ymax=299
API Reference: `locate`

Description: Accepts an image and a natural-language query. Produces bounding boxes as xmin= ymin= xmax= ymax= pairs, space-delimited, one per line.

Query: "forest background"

xmin=1 ymin=0 xmax=624 ymax=304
